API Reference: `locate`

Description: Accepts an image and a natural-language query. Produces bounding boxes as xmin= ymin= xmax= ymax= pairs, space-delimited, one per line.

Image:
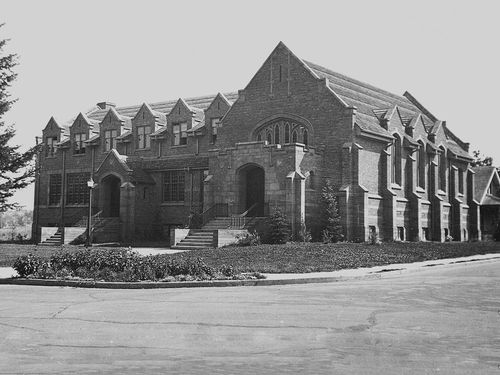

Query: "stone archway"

xmin=101 ymin=174 xmax=121 ymax=217
xmin=237 ymin=164 xmax=265 ymax=216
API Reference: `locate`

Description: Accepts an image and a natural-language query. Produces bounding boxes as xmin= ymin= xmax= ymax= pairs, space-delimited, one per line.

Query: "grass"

xmin=1 ymin=241 xmax=499 ymax=273
xmin=165 ymin=241 xmax=500 ymax=273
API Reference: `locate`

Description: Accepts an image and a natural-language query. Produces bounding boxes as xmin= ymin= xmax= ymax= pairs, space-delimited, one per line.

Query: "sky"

xmin=2 ymin=0 xmax=500 ymax=210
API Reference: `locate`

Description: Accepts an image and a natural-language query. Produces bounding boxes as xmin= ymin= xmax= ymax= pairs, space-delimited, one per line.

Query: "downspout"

xmin=60 ymin=148 xmax=66 ymax=245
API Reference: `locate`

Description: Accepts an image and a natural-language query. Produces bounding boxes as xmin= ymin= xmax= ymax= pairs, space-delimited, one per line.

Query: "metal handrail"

xmin=231 ymin=203 xmax=259 ymax=228
xmin=201 ymin=203 xmax=229 ymax=227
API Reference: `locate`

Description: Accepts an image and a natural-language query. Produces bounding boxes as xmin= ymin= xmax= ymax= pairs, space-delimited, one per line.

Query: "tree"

xmin=471 ymin=150 xmax=493 ymax=167
xmin=267 ymin=207 xmax=291 ymax=244
xmin=0 ymin=24 xmax=38 ymax=212
xmin=321 ymin=179 xmax=344 ymax=243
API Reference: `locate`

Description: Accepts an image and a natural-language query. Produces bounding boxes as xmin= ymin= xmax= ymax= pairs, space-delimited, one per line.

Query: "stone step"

xmin=172 ymin=244 xmax=213 ymax=250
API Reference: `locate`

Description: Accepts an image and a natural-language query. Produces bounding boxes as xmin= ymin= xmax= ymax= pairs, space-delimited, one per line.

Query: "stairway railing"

xmin=201 ymin=203 xmax=229 ymax=227
xmin=230 ymin=203 xmax=258 ymax=229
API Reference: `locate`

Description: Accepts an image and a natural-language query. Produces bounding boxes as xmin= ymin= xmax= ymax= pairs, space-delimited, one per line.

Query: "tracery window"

xmin=255 ymin=119 xmax=311 ymax=146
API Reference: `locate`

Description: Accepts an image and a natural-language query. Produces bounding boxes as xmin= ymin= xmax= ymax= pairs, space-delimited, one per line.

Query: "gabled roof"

xmin=86 ymin=92 xmax=238 ymax=123
xmin=303 ymin=60 xmax=435 ymax=122
xmin=472 ymin=166 xmax=500 ymax=203
xmin=96 ymin=149 xmax=155 ymax=185
xmin=133 ymin=103 xmax=167 ymax=124
xmin=101 ymin=107 xmax=132 ymax=129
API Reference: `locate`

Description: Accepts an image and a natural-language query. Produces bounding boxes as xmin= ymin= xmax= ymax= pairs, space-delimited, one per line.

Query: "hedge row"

xmin=12 ymin=248 xmax=263 ymax=282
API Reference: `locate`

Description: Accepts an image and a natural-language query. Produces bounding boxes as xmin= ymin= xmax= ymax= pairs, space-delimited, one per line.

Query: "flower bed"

xmin=12 ymin=248 xmax=264 ymax=282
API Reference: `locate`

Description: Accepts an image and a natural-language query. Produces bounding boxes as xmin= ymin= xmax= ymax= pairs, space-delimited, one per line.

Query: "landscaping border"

xmin=1 ymin=254 xmax=499 ymax=289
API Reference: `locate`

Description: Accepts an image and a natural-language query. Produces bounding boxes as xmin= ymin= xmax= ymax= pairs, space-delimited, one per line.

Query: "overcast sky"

xmin=2 ymin=0 xmax=500 ymax=209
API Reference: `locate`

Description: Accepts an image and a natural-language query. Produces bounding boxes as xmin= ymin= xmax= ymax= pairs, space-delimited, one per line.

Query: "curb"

xmin=0 ymin=255 xmax=498 ymax=289
xmin=0 ymin=275 xmax=358 ymax=289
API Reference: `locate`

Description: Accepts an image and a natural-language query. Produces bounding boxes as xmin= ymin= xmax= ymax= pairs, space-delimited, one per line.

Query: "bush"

xmin=13 ymin=253 xmax=42 ymax=277
xmin=321 ymin=180 xmax=344 ymax=243
xmin=11 ymin=248 xmax=247 ymax=282
xmin=236 ymin=231 xmax=261 ymax=246
xmin=266 ymin=208 xmax=291 ymax=244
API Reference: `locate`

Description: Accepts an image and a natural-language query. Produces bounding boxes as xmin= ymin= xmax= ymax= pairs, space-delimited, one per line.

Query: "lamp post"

xmin=86 ymin=178 xmax=96 ymax=247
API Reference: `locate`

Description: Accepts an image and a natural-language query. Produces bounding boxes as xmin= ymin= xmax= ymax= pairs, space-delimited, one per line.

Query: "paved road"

xmin=0 ymin=261 xmax=499 ymax=374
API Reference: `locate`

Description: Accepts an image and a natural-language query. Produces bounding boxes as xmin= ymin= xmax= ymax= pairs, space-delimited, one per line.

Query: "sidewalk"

xmin=1 ymin=253 xmax=499 ymax=286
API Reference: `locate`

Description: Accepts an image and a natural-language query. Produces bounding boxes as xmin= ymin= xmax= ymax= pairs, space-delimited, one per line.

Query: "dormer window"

xmin=173 ymin=122 xmax=187 ymax=146
xmin=104 ymin=130 xmax=117 ymax=151
xmin=137 ymin=126 xmax=151 ymax=149
xmin=210 ymin=118 xmax=220 ymax=144
xmin=73 ymin=133 xmax=87 ymax=155
xmin=45 ymin=136 xmax=58 ymax=157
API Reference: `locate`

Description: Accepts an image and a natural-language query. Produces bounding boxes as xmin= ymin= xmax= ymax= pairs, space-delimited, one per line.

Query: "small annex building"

xmin=33 ymin=42 xmax=489 ymax=245
xmin=471 ymin=166 xmax=500 ymax=240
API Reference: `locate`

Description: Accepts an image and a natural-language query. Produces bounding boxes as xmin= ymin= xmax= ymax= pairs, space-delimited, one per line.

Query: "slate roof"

xmin=87 ymin=92 xmax=239 ymax=122
xmin=304 ymin=61 xmax=430 ymax=120
xmin=471 ymin=166 xmax=499 ymax=203
xmin=303 ymin=58 xmax=470 ymax=157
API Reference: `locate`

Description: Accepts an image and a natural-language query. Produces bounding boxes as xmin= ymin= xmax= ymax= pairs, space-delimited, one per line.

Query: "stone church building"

xmin=33 ymin=42 xmax=486 ymax=245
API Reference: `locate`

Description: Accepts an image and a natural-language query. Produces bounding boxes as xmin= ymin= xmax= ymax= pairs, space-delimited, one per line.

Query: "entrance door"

xmin=238 ymin=164 xmax=265 ymax=216
xmin=102 ymin=175 xmax=121 ymax=217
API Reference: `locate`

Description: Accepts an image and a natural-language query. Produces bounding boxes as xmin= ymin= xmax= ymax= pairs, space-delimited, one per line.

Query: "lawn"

xmin=1 ymin=241 xmax=499 ymax=273
xmin=168 ymin=241 xmax=500 ymax=273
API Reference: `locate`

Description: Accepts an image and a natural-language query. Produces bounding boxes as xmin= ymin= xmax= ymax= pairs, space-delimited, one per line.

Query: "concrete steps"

xmin=39 ymin=229 xmax=62 ymax=246
xmin=93 ymin=217 xmax=121 ymax=243
xmin=172 ymin=229 xmax=214 ymax=250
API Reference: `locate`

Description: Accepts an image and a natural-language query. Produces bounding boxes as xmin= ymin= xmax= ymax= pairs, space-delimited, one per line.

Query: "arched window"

xmin=439 ymin=147 xmax=447 ymax=191
xmin=303 ymin=129 xmax=308 ymax=147
xmin=266 ymin=129 xmax=272 ymax=144
xmin=292 ymin=129 xmax=298 ymax=143
xmin=274 ymin=124 xmax=280 ymax=145
xmin=391 ymin=134 xmax=402 ymax=185
xmin=257 ymin=132 xmax=262 ymax=142
xmin=284 ymin=123 xmax=290 ymax=143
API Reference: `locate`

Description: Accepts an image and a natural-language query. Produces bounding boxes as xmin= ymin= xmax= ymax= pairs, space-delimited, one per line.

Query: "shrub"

xmin=321 ymin=180 xmax=344 ymax=243
xmin=266 ymin=208 xmax=291 ymax=244
xmin=11 ymin=248 xmax=251 ymax=282
xmin=236 ymin=231 xmax=261 ymax=246
xmin=13 ymin=253 xmax=43 ymax=277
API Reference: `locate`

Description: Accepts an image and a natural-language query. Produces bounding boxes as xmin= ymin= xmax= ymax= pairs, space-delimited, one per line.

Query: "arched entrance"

xmin=101 ymin=174 xmax=121 ymax=217
xmin=237 ymin=164 xmax=265 ymax=216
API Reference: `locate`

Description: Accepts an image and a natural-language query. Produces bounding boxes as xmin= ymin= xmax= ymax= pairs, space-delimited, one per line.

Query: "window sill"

xmin=65 ymin=204 xmax=89 ymax=208
xmin=171 ymin=145 xmax=188 ymax=149
xmin=136 ymin=148 xmax=151 ymax=151
xmin=72 ymin=153 xmax=86 ymax=157
xmin=391 ymin=183 xmax=402 ymax=190
xmin=415 ymin=187 xmax=426 ymax=194
xmin=437 ymin=189 xmax=447 ymax=196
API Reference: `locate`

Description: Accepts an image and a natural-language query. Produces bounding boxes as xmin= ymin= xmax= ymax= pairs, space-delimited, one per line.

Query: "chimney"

xmin=97 ymin=101 xmax=116 ymax=110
